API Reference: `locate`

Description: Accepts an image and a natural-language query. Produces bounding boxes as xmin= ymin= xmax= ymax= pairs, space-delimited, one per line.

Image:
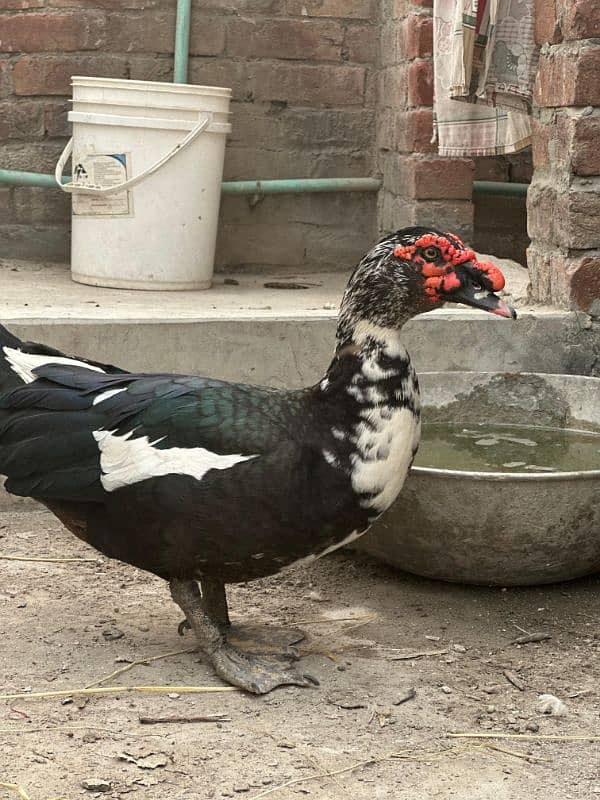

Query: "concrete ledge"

xmin=0 ymin=259 xmax=599 ymax=508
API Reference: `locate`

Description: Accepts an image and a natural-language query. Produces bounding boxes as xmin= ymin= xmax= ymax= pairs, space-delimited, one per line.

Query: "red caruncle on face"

xmin=393 ymin=233 xmax=505 ymax=304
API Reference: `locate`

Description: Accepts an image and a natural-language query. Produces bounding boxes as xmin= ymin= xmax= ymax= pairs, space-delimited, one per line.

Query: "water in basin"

xmin=415 ymin=423 xmax=600 ymax=473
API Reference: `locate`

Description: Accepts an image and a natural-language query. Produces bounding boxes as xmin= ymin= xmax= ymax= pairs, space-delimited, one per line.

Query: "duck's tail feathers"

xmin=0 ymin=323 xmax=128 ymax=391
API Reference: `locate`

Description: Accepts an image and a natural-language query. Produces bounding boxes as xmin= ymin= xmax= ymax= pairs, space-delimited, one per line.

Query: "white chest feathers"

xmin=324 ymin=325 xmax=421 ymax=515
xmin=350 ymin=404 xmax=420 ymax=514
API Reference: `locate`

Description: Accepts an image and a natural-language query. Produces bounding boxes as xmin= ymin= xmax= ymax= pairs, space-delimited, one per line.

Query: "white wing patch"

xmin=93 ymin=428 xmax=259 ymax=492
xmin=3 ymin=346 xmax=105 ymax=384
xmin=92 ymin=388 xmax=126 ymax=406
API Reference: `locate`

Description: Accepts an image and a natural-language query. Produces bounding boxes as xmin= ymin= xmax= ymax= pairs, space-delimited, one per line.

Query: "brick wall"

xmin=0 ymin=0 xmax=379 ymax=272
xmin=527 ymin=0 xmax=600 ymax=312
xmin=1 ymin=0 xmax=542 ymax=275
xmin=377 ymin=0 xmax=474 ymax=243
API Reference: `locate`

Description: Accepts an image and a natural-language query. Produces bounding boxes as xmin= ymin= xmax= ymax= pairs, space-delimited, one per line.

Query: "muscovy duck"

xmin=0 ymin=227 xmax=515 ymax=694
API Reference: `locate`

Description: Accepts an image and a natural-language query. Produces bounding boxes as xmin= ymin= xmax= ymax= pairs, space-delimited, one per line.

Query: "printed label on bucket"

xmin=72 ymin=153 xmax=132 ymax=217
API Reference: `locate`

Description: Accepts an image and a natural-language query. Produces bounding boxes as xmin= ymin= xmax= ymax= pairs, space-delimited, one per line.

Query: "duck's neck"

xmin=323 ymin=320 xmax=416 ymax=401
xmin=318 ymin=320 xmax=421 ymax=517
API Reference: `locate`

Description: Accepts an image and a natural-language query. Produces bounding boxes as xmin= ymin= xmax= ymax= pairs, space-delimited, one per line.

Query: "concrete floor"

xmin=0 ymin=256 xmax=596 ymax=386
xmin=0 ymin=259 xmax=347 ymax=323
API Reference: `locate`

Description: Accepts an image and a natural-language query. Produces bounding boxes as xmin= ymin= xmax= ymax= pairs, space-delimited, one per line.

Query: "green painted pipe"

xmin=473 ymin=180 xmax=528 ymax=197
xmin=0 ymin=169 xmax=71 ymax=188
xmin=222 ymin=178 xmax=382 ymax=195
xmin=0 ymin=169 xmax=529 ymax=198
xmin=173 ymin=0 xmax=192 ymax=84
xmin=0 ymin=170 xmax=381 ymax=194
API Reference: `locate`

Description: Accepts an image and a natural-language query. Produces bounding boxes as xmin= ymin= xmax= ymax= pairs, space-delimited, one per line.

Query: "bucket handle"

xmin=55 ymin=112 xmax=213 ymax=195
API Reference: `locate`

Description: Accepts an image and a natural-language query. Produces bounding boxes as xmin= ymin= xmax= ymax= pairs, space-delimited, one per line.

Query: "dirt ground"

xmin=0 ymin=508 xmax=598 ymax=800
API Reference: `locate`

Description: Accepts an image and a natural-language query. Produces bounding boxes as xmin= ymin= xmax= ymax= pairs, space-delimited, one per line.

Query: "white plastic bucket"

xmin=56 ymin=77 xmax=232 ymax=290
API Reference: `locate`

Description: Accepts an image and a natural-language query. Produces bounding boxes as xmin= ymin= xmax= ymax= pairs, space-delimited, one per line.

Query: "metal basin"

xmin=357 ymin=372 xmax=600 ymax=586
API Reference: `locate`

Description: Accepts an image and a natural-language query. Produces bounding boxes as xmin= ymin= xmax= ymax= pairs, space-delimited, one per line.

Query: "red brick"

xmin=534 ymin=0 xmax=561 ymax=45
xmin=530 ymin=117 xmax=551 ymax=169
xmin=395 ymin=109 xmax=435 ymax=153
xmin=343 ymin=23 xmax=377 ymax=63
xmin=572 ymin=116 xmax=600 ymax=176
xmin=48 ymin=0 xmax=166 ymax=6
xmin=104 ymin=12 xmax=175 ymax=53
xmin=0 ymin=12 xmax=103 ymax=53
xmin=533 ymin=110 xmax=600 ymax=176
xmin=408 ymin=60 xmax=433 ymax=106
xmin=227 ymin=18 xmax=342 ymax=61
xmin=248 ymin=62 xmax=366 ymax=107
xmin=527 ymin=180 xmax=600 ymax=248
xmin=0 ymin=0 xmax=44 ymax=8
xmin=383 ymin=155 xmax=473 ymax=199
xmin=285 ymin=0 xmax=375 ymax=19
xmin=0 ymin=100 xmax=44 ymax=140
xmin=528 ymin=244 xmax=600 ymax=312
xmin=561 ymin=0 xmax=600 ymax=40
xmin=534 ymin=46 xmax=600 ymax=107
xmin=398 ymin=14 xmax=433 ymax=58
xmin=527 ymin=244 xmax=567 ymax=307
xmin=567 ymin=255 xmax=600 ymax=313
xmin=13 ymin=54 xmax=128 ymax=95
xmin=409 ymin=157 xmax=474 ymax=199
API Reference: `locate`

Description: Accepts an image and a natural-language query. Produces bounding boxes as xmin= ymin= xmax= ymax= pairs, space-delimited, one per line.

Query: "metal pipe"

xmin=0 ymin=170 xmax=381 ymax=194
xmin=221 ymin=178 xmax=382 ymax=195
xmin=0 ymin=169 xmax=71 ymax=188
xmin=173 ymin=0 xmax=192 ymax=84
xmin=473 ymin=180 xmax=528 ymax=197
xmin=0 ymin=169 xmax=530 ymax=198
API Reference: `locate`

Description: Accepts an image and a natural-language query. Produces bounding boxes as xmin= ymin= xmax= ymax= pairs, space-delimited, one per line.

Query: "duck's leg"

xmin=169 ymin=578 xmax=318 ymax=695
xmin=200 ymin=578 xmax=303 ymax=658
xmin=177 ymin=577 xmax=229 ymax=635
xmin=201 ymin=577 xmax=231 ymax=627
xmin=177 ymin=579 xmax=303 ymax=658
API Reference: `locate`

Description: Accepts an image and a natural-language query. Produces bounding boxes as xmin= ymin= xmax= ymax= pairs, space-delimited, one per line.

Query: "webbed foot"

xmin=211 ymin=644 xmax=319 ymax=695
xmin=227 ymin=624 xmax=304 ymax=660
xmin=169 ymin=579 xmax=318 ymax=694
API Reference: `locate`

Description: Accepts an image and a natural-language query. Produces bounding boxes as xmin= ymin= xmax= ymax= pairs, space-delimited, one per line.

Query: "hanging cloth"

xmin=433 ymin=0 xmax=538 ymax=157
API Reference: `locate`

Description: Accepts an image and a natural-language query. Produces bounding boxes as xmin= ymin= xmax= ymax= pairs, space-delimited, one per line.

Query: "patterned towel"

xmin=434 ymin=0 xmax=538 ymax=157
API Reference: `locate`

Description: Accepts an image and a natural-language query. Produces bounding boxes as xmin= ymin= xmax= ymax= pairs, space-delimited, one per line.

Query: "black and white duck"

xmin=0 ymin=227 xmax=515 ymax=693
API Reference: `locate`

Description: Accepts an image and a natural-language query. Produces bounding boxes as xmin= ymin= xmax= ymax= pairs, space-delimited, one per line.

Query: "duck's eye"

xmin=422 ymin=246 xmax=441 ymax=261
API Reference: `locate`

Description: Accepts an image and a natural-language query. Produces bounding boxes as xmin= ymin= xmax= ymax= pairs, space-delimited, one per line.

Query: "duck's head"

xmin=337 ymin=226 xmax=516 ymax=344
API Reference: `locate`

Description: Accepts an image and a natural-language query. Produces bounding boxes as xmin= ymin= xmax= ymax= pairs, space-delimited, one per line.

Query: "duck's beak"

xmin=444 ymin=267 xmax=517 ymax=319
xmin=446 ymin=284 xmax=517 ymax=318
